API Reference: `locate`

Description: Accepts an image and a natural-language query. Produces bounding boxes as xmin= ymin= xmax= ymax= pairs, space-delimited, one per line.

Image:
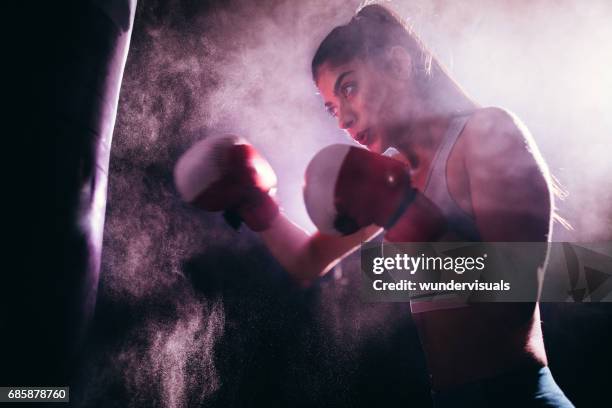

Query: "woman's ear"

xmin=387 ymin=46 xmax=412 ymax=80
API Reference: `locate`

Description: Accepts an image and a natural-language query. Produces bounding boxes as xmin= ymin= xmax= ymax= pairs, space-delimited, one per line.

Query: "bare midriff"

xmin=412 ymin=302 xmax=548 ymax=390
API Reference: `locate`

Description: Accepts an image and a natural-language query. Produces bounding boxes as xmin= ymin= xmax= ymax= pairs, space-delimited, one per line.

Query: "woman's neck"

xmin=391 ymin=93 xmax=477 ymax=172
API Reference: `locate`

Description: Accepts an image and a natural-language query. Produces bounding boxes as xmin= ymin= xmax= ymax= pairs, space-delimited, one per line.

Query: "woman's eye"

xmin=326 ymin=105 xmax=338 ymax=118
xmin=341 ymin=83 xmax=356 ymax=98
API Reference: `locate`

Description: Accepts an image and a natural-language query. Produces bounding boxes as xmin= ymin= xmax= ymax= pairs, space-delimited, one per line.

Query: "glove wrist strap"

xmin=384 ymin=186 xmax=417 ymax=231
xmin=227 ymin=190 xmax=279 ymax=232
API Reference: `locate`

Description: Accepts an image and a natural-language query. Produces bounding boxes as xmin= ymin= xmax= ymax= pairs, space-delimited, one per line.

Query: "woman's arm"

xmin=463 ymin=107 xmax=552 ymax=242
xmin=173 ymin=135 xmax=382 ymax=285
xmin=260 ymin=213 xmax=382 ymax=285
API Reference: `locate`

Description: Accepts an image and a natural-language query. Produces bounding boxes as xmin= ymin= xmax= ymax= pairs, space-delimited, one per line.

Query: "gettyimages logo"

xmin=360 ymin=242 xmax=612 ymax=303
xmin=371 ymin=252 xmax=488 ymax=275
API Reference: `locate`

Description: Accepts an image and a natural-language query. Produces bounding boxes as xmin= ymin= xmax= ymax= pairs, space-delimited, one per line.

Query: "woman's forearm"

xmin=259 ymin=212 xmax=381 ymax=285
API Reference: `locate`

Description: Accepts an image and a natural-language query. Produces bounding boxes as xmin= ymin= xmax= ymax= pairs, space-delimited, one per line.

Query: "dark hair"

xmin=311 ymin=4 xmax=473 ymax=112
xmin=312 ymin=4 xmax=432 ymax=82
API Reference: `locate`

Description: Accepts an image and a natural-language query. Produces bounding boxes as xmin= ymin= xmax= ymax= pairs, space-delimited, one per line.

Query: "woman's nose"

xmin=339 ymin=107 xmax=356 ymax=130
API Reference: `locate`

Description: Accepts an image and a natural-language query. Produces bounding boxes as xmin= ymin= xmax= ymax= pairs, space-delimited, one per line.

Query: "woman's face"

xmin=315 ymin=57 xmax=406 ymax=154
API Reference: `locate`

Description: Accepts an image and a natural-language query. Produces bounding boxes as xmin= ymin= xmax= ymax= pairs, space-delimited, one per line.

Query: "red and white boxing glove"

xmin=303 ymin=144 xmax=446 ymax=241
xmin=174 ymin=135 xmax=279 ymax=231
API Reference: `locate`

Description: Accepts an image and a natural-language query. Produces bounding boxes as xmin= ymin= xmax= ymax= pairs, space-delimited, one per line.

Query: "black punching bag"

xmin=3 ymin=0 xmax=136 ymax=386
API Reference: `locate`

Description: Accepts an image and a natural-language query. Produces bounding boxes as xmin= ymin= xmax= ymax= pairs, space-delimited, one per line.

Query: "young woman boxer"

xmin=175 ymin=4 xmax=573 ymax=407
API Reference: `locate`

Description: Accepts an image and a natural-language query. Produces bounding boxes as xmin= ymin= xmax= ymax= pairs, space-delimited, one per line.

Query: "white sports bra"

xmin=410 ymin=113 xmax=481 ymax=313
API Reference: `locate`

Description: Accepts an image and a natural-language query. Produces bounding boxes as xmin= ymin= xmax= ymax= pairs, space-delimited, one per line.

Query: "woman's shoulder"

xmin=463 ymin=106 xmax=529 ymax=140
xmin=460 ymin=106 xmax=535 ymax=160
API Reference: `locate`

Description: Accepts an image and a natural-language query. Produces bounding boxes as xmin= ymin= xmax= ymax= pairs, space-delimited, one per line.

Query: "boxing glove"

xmin=304 ymin=144 xmax=446 ymax=240
xmin=174 ymin=135 xmax=279 ymax=231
